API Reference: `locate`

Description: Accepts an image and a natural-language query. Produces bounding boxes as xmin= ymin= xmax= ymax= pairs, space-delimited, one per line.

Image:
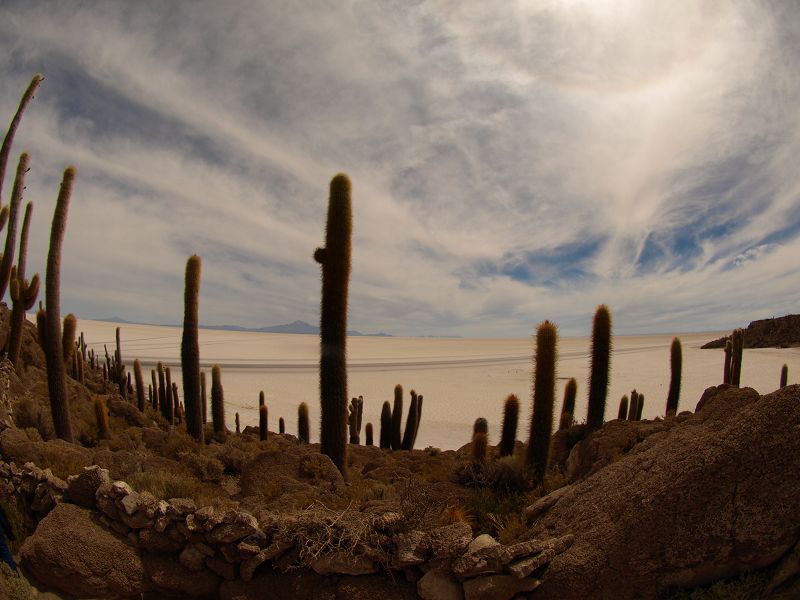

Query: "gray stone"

xmin=467 ymin=534 xmax=499 ymax=554
xmin=393 ymin=530 xmax=428 ymax=568
xmin=207 ymin=511 xmax=259 ymax=543
xmin=426 ymin=522 xmax=473 ymax=559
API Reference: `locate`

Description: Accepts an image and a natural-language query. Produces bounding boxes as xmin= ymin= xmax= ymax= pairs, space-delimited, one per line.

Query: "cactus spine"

xmin=181 ymin=255 xmax=203 ymax=441
xmin=527 ymin=320 xmax=557 ymax=482
xmin=365 ymin=422 xmax=373 ymax=446
xmin=44 ymin=167 xmax=75 ymax=443
xmin=665 ymin=337 xmax=682 ymax=417
xmin=558 ymin=378 xmax=577 ymax=430
xmin=379 ymin=401 xmax=392 ymax=449
xmin=259 ymin=404 xmax=268 ymax=441
xmin=391 ymin=384 xmax=403 ymax=450
xmin=211 ymin=364 xmax=225 ymax=434
xmin=499 ymin=394 xmax=519 ymax=457
xmin=587 ymin=305 xmax=611 ymax=430
xmin=133 ymin=359 xmax=145 ymax=412
xmin=298 ymin=402 xmax=310 ymax=444
xmin=618 ymin=395 xmax=629 ymax=420
xmin=0 ymin=152 xmax=29 ymax=297
xmin=314 ymin=173 xmax=352 ymax=476
xmin=780 ymin=364 xmax=788 ymax=388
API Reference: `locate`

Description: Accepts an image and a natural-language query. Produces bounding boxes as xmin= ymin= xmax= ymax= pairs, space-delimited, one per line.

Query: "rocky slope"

xmin=702 ymin=314 xmax=800 ymax=348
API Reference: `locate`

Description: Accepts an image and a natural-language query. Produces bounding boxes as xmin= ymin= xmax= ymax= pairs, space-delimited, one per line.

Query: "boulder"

xmin=65 ymin=465 xmax=111 ymax=508
xmin=20 ymin=503 xmax=146 ymax=598
xmin=418 ymin=567 xmax=464 ymax=600
xmin=527 ymin=385 xmax=800 ymax=599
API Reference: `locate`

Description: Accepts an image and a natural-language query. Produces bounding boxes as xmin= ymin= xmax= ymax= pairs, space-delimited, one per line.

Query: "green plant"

xmin=211 ymin=364 xmax=226 ymax=434
xmin=587 ymin=305 xmax=611 ymax=430
xmin=365 ymin=422 xmax=373 ymax=446
xmin=499 ymin=393 xmax=519 ymax=457
xmin=181 ymin=254 xmax=203 ymax=441
xmin=259 ymin=404 xmax=268 ymax=441
xmin=401 ymin=390 xmax=419 ymax=450
xmin=313 ymin=173 xmax=352 ymax=477
xmin=665 ymin=337 xmax=682 ymax=417
xmin=45 ymin=167 xmax=75 ymax=443
xmin=298 ymin=401 xmax=310 ymax=444
xmin=379 ymin=400 xmax=391 ymax=448
xmin=527 ymin=320 xmax=557 ymax=482
xmin=780 ymin=364 xmax=788 ymax=388
xmin=558 ymin=378 xmax=577 ymax=430
xmin=0 ymin=153 xmax=29 ymax=298
xmin=391 ymin=383 xmax=403 ymax=450
xmin=618 ymin=395 xmax=629 ymax=420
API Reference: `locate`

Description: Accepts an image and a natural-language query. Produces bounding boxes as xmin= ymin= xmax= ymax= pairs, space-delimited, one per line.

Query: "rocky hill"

xmin=702 ymin=314 xmax=800 ymax=348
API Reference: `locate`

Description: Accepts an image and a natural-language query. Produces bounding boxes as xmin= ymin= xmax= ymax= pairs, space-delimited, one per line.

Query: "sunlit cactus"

xmin=527 ymin=320 xmax=557 ymax=482
xmin=44 ymin=167 xmax=75 ymax=443
xmin=499 ymin=394 xmax=519 ymax=457
xmin=665 ymin=337 xmax=682 ymax=417
xmin=298 ymin=402 xmax=310 ymax=444
xmin=587 ymin=305 xmax=611 ymax=430
xmin=314 ymin=173 xmax=352 ymax=476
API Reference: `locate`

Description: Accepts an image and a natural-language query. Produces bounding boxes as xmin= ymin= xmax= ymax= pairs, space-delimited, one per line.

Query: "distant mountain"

xmin=92 ymin=317 xmax=391 ymax=337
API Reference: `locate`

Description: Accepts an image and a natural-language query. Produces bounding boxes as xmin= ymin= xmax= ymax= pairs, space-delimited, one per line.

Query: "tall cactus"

xmin=379 ymin=400 xmax=392 ymax=449
xmin=8 ymin=253 xmax=39 ymax=367
xmin=413 ymin=393 xmax=424 ymax=444
xmin=181 ymin=255 xmax=203 ymax=441
xmin=165 ymin=367 xmax=174 ymax=423
xmin=313 ymin=173 xmax=352 ymax=476
xmin=211 ymin=364 xmax=226 ymax=434
xmin=115 ymin=327 xmax=125 ymax=398
xmin=723 ymin=339 xmax=732 ymax=385
xmin=499 ymin=394 xmax=519 ymax=457
xmin=62 ymin=314 xmax=76 ymax=368
xmin=279 ymin=417 xmax=285 ymax=435
xmin=259 ymin=404 xmax=268 ymax=442
xmin=0 ymin=75 xmax=43 ymax=208
xmin=730 ymin=328 xmax=744 ymax=387
xmin=558 ymin=378 xmax=577 ymax=430
xmin=587 ymin=305 xmax=611 ymax=430
xmin=627 ymin=389 xmax=639 ymax=421
xmin=44 ymin=167 xmax=75 ymax=443
xmin=94 ymin=395 xmax=110 ymax=440
xmin=133 ymin=359 xmax=145 ymax=412
xmin=201 ymin=371 xmax=207 ymax=423
xmin=527 ymin=320 xmax=557 ymax=482
xmin=390 ymin=384 xmax=403 ymax=450
xmin=665 ymin=337 xmax=682 ymax=417
xmin=157 ymin=362 xmax=167 ymax=418
xmin=150 ymin=370 xmax=158 ymax=410
xmin=636 ymin=393 xmax=645 ymax=421
xmin=298 ymin=402 xmax=310 ymax=444
xmin=0 ymin=153 xmax=29 ymax=297
xmin=348 ymin=396 xmax=363 ymax=444
xmin=235 ymin=412 xmax=241 ymax=434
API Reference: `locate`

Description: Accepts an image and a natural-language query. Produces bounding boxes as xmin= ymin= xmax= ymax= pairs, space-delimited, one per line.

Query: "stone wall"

xmin=1 ymin=459 xmax=571 ymax=599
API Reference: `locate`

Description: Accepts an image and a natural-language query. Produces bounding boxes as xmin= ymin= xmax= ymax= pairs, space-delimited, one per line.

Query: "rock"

xmin=168 ymin=497 xmax=197 ymax=517
xmin=523 ymin=485 xmax=572 ymax=523
xmin=528 ymin=385 xmax=800 ymax=600
xmin=418 ymin=567 xmax=465 ymax=600
xmin=393 ymin=529 xmax=428 ymax=568
xmin=462 ymin=574 xmax=540 ymax=600
xmin=766 ymin=541 xmax=800 ymax=595
xmin=144 ymin=553 xmax=220 ymax=598
xmin=239 ymin=540 xmax=294 ymax=582
xmin=466 ymin=534 xmax=499 ymax=554
xmin=207 ymin=510 xmax=259 ymax=543
xmin=310 ymin=551 xmax=376 ymax=575
xmin=65 ymin=465 xmax=110 ymax=508
xmin=180 ymin=542 xmax=214 ymax=572
xmin=207 ymin=554 xmax=238 ymax=580
xmin=239 ymin=446 xmax=344 ymax=498
xmin=426 ymin=522 xmax=473 ymax=559
xmin=506 ymin=535 xmax=574 ymax=578
xmin=20 ymin=503 xmax=145 ymax=598
xmin=138 ymin=528 xmax=184 ymax=553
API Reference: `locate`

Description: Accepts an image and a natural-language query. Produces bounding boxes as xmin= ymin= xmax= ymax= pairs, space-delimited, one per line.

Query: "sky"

xmin=0 ymin=0 xmax=799 ymax=338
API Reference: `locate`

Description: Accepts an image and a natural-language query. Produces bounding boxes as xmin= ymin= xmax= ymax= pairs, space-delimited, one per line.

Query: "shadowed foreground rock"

xmin=525 ymin=384 xmax=800 ymax=599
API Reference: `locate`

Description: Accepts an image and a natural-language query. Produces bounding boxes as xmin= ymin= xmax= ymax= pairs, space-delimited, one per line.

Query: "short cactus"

xmin=618 ymin=395 xmax=629 ymax=420
xmin=201 ymin=371 xmax=207 ymax=423
xmin=279 ymin=417 xmax=285 ymax=434
xmin=211 ymin=364 xmax=226 ymax=434
xmin=365 ymin=422 xmax=373 ymax=446
xmin=471 ymin=430 xmax=488 ymax=464
xmin=62 ymin=314 xmax=76 ymax=369
xmin=473 ymin=417 xmax=488 ymax=436
xmin=298 ymin=402 xmax=310 ymax=444
xmin=723 ymin=339 xmax=732 ymax=385
xmin=730 ymin=328 xmax=744 ymax=386
xmin=636 ymin=393 xmax=645 ymax=421
xmin=401 ymin=390 xmax=419 ymax=451
xmin=235 ymin=412 xmax=241 ymax=435
xmin=499 ymin=394 xmax=519 ymax=457
xmin=259 ymin=404 xmax=268 ymax=442
xmin=165 ymin=367 xmax=174 ymax=424
xmin=348 ymin=396 xmax=363 ymax=444
xmin=379 ymin=401 xmax=392 ymax=449
xmin=780 ymin=364 xmax=788 ymax=388
xmin=627 ymin=389 xmax=639 ymax=421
